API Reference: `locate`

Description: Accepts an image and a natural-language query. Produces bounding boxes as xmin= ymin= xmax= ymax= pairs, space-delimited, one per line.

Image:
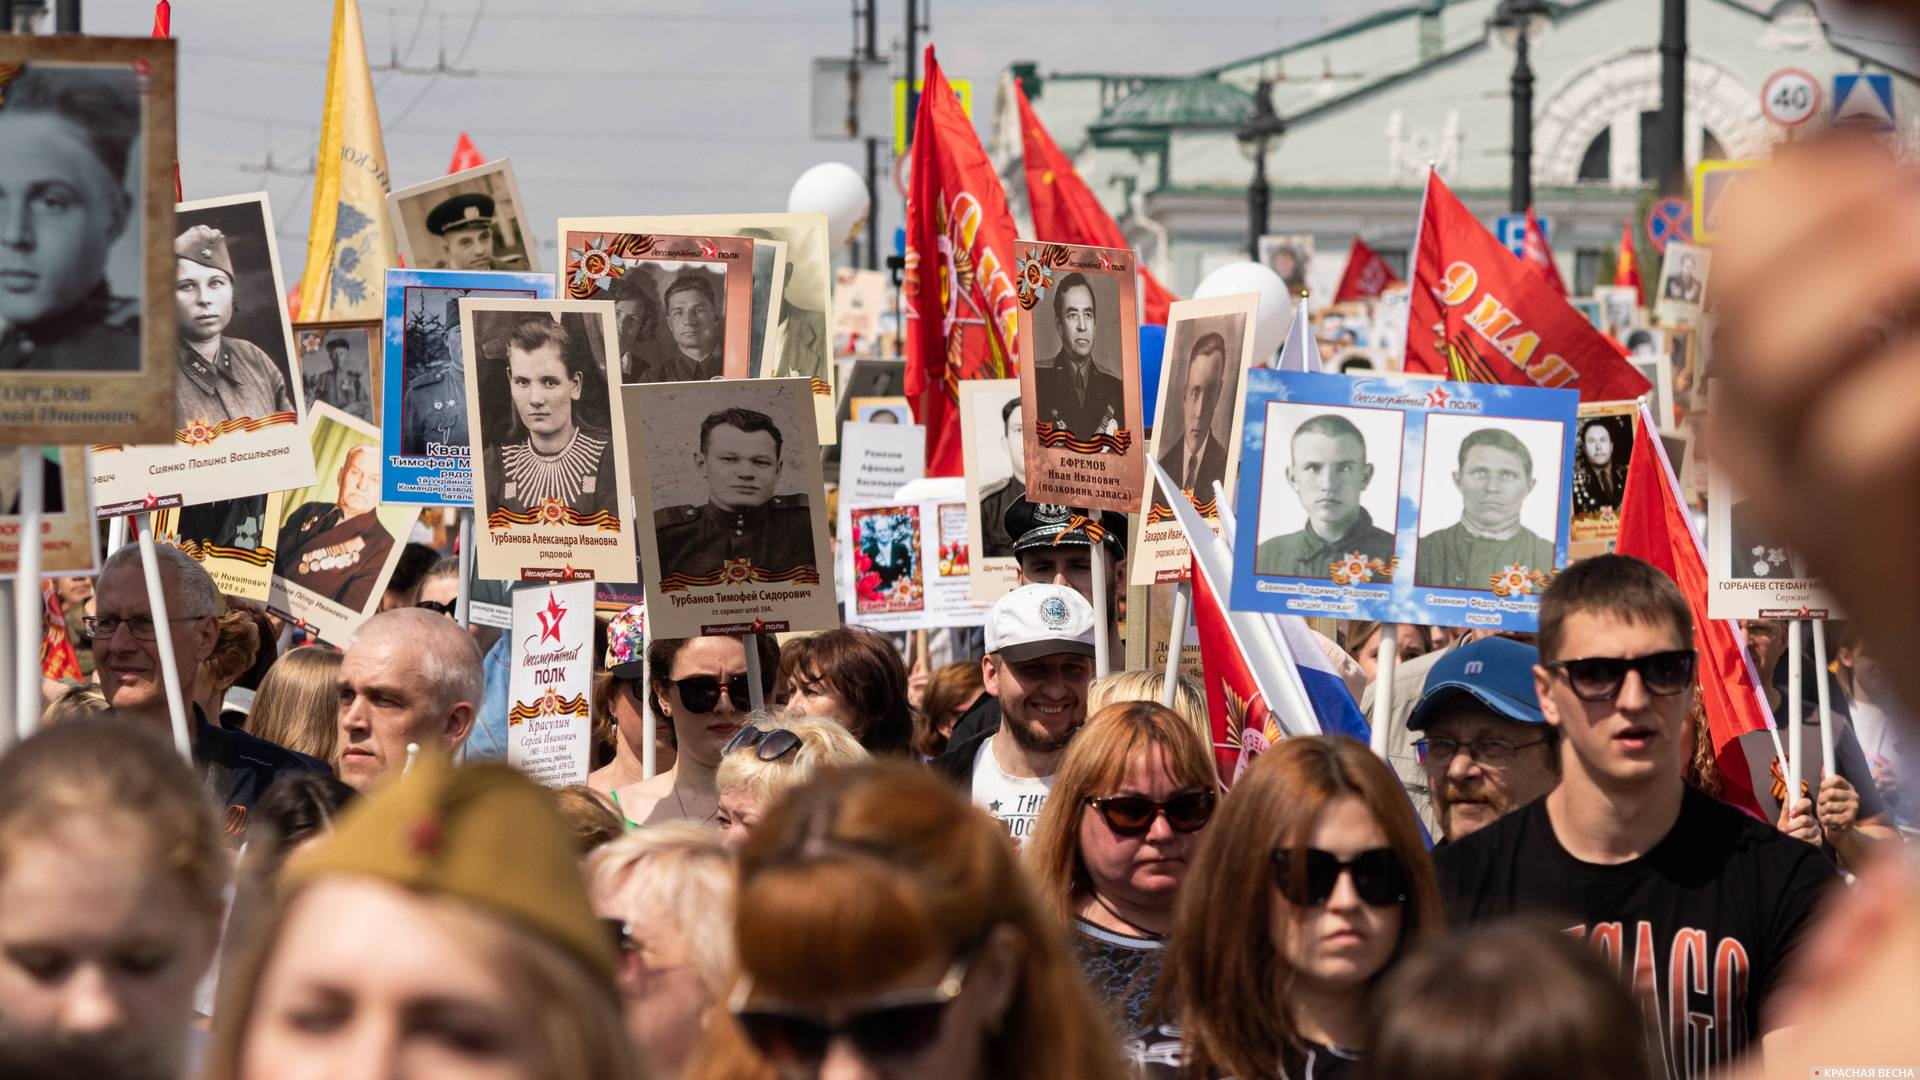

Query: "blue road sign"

xmin=1833 ymin=73 xmax=1895 ymax=132
xmin=1494 ymin=214 xmax=1550 ymax=260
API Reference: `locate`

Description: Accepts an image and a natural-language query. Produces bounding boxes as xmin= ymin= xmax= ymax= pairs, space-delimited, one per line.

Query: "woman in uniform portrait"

xmin=480 ymin=314 xmax=618 ymax=522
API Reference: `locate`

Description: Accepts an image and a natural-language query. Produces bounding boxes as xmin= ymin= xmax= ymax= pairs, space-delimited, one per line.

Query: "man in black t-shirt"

xmin=1435 ymin=555 xmax=1839 ymax=1080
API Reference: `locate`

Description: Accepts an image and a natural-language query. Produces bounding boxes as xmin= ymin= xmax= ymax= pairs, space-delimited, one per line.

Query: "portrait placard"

xmin=267 ymin=404 xmax=421 ymax=645
xmin=89 ymin=192 xmax=317 ymax=517
xmin=1568 ymin=400 xmax=1637 ymax=562
xmin=839 ymin=419 xmax=925 ymax=505
xmin=1708 ymin=462 xmax=1836 ymax=620
xmin=388 ymin=159 xmax=539 ymax=273
xmin=1654 ymin=241 xmax=1709 ymax=326
xmin=507 ymin=579 xmax=596 ymax=787
xmin=1622 ymin=327 xmax=1676 ymax=433
xmin=1015 ymin=241 xmax=1143 ymax=513
xmin=1257 ymin=233 xmax=1315 ymax=302
xmin=1231 ymin=370 xmax=1578 ymax=632
xmin=556 ymin=224 xmax=755 ymax=385
xmin=1134 ymin=294 xmax=1259 ymax=586
xmin=842 ymin=499 xmax=991 ymax=632
xmin=566 ymin=213 xmax=837 ymax=441
xmin=958 ymin=378 xmax=1023 ymax=601
xmin=378 ymin=268 xmax=554 ymax=507
xmin=1593 ymin=285 xmax=1640 ymax=340
xmin=295 ymin=320 xmax=381 ymax=424
xmin=626 ymin=377 xmax=837 ymax=638
xmin=748 ymin=238 xmax=787 ymax=377
xmin=833 ymin=267 xmax=888 ymax=356
xmin=849 ymin=396 xmax=911 ymax=424
xmin=154 ymin=492 xmax=281 ymax=601
xmin=0 ymin=35 xmax=176 ymax=446
xmin=0 ymin=449 xmax=97 ymax=578
xmin=460 ymin=298 xmax=636 ymax=585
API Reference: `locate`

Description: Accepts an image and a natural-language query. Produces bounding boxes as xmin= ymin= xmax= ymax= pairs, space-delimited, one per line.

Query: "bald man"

xmin=336 ymin=608 xmax=484 ymax=789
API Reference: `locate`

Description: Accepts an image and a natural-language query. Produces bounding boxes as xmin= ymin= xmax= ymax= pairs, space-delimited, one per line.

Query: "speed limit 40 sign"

xmin=1762 ymin=68 xmax=1821 ymax=128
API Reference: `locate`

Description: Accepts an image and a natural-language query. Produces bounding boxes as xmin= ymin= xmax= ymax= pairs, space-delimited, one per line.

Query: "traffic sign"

xmin=1645 ymin=197 xmax=1692 ymax=254
xmin=1760 ymin=68 xmax=1820 ymax=128
xmin=894 ymin=77 xmax=972 ymax=154
xmin=1493 ymin=214 xmax=1548 ymax=260
xmin=1692 ymin=160 xmax=1763 ymax=244
xmin=1832 ymin=72 xmax=1895 ymax=132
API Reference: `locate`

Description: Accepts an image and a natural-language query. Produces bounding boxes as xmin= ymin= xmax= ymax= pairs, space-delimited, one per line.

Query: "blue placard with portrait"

xmin=380 ymin=268 xmax=556 ymax=506
xmin=1230 ymin=370 xmax=1579 ymax=632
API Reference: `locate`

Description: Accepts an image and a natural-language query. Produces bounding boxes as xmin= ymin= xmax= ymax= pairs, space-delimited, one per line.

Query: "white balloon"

xmin=1193 ymin=261 xmax=1292 ymax=364
xmin=787 ymin=162 xmax=871 ymax=249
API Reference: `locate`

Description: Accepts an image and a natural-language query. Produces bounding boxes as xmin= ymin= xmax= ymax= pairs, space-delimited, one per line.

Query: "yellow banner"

xmin=298 ymin=0 xmax=398 ymax=320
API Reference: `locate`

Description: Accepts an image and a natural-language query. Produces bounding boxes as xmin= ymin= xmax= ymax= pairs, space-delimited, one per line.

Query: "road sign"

xmin=1692 ymin=160 xmax=1763 ymax=244
xmin=894 ymin=77 xmax=972 ymax=154
xmin=1832 ymin=72 xmax=1895 ymax=133
xmin=1645 ymin=197 xmax=1693 ymax=254
xmin=1760 ymin=68 xmax=1821 ymax=128
xmin=1493 ymin=214 xmax=1548 ymax=259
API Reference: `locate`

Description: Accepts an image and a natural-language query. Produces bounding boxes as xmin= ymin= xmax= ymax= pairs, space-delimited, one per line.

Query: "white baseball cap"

xmin=985 ymin=584 xmax=1098 ymax=663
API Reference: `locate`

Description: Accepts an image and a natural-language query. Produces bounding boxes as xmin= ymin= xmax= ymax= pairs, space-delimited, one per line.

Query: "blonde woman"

xmin=587 ymin=823 xmax=736 ymax=1079
xmin=1086 ymin=670 xmax=1209 ymax=751
xmin=245 ymin=646 xmax=343 ymax=762
xmin=713 ymin=710 xmax=869 ymax=845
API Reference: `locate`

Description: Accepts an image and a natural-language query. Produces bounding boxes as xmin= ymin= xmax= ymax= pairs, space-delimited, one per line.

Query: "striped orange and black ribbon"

xmin=486 ymin=507 xmax=622 ymax=531
xmin=172 ymin=411 xmax=300 ymax=446
xmin=1035 ymin=420 xmax=1132 ymax=455
xmin=176 ymin=540 xmax=274 ymax=568
xmin=659 ymin=562 xmax=821 ymax=594
xmin=507 ymin=692 xmax=591 ymax=727
xmin=1145 ymin=492 xmax=1218 ymax=525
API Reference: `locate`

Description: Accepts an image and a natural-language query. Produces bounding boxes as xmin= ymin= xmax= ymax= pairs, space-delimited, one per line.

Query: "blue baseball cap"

xmin=1406 ymin=637 xmax=1545 ymax=731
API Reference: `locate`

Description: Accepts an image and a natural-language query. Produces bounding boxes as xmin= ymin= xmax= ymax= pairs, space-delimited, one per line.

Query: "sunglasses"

xmin=1085 ymin=790 xmax=1216 ymax=837
xmin=730 ymin=955 xmax=969 ymax=1069
xmin=1543 ymin=649 xmax=1697 ymax=702
xmin=414 ymin=598 xmax=457 ymax=617
xmin=724 ymin=723 xmax=802 ymax=762
xmin=1269 ymin=847 xmax=1408 ymax=907
xmin=666 ymin=673 xmax=752 ymax=714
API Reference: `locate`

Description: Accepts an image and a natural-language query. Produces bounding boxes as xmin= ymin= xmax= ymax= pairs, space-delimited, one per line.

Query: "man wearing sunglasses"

xmin=1407 ymin=636 xmax=1559 ymax=843
xmin=934 ymin=584 xmax=1098 ymax=840
xmin=1436 ymin=555 xmax=1839 ymax=1078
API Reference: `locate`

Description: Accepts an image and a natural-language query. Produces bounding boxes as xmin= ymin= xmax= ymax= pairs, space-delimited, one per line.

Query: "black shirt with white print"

xmin=1434 ymin=786 xmax=1839 ymax=1079
xmin=1126 ymin=1022 xmax=1357 ymax=1080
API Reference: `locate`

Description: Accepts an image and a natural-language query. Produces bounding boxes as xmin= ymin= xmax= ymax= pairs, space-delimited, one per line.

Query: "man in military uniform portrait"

xmin=740 ymin=226 xmax=827 ymax=384
xmin=1255 ymin=413 xmax=1395 ymax=578
xmin=1414 ymin=427 xmax=1557 ymax=590
xmin=174 ymin=224 xmax=296 ymax=428
xmin=1728 ymin=498 xmax=1806 ymax=580
xmin=425 ymin=192 xmax=517 ymax=271
xmin=0 ymin=65 xmax=143 ymax=373
xmin=1032 ymin=272 xmax=1124 ymax=445
xmin=1152 ymin=331 xmax=1231 ymax=515
xmin=177 ymin=494 xmax=269 ymax=556
xmin=312 ymin=335 xmax=372 ymax=422
xmin=654 ymin=407 xmax=816 ymax=585
xmin=274 ymin=443 xmax=394 ymax=612
xmin=1663 ymin=251 xmax=1702 ymax=305
xmin=644 ymin=272 xmax=725 ymax=383
xmin=402 ymin=296 xmax=468 ymax=457
xmin=979 ymin=397 xmax=1026 ymax=559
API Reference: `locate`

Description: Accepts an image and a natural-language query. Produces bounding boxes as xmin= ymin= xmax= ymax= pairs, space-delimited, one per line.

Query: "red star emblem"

xmin=1426 ymin=386 xmax=1450 ymax=408
xmin=537 ymin=592 xmax=567 ymax=645
xmin=562 ymin=563 xmax=576 ymax=579
xmin=142 ymin=492 xmax=159 ymax=508
xmin=750 ymin=618 xmax=768 ymax=633
xmin=699 ymin=239 xmax=719 ymax=258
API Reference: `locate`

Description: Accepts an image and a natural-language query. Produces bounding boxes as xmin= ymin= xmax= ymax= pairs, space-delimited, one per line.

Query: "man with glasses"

xmin=335 ymin=607 xmax=484 ymax=790
xmin=1407 ymin=636 xmax=1559 ymax=843
xmin=91 ymin=543 xmax=326 ymax=823
xmin=1435 ymin=555 xmax=1839 ymax=1079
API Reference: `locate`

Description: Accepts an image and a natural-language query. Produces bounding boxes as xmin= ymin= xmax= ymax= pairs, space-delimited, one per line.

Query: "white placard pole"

xmin=1812 ymin=620 xmax=1835 ymax=782
xmin=133 ymin=514 xmax=193 ymax=763
xmin=1161 ymin=582 xmax=1190 ymax=707
xmin=0 ymin=580 xmax=13 ymax=752
xmin=640 ymin=646 xmax=657 ymax=780
xmin=1787 ymin=620 xmax=1804 ymax=815
xmin=14 ymin=448 xmax=44 ymax=735
xmin=455 ymin=508 xmax=474 ymax=629
xmin=743 ymin=634 xmax=766 ymax=712
xmin=1089 ymin=529 xmax=1111 ymax=678
xmin=1371 ymin=625 xmax=1398 ymax=761
xmin=106 ymin=512 xmax=128 ymax=556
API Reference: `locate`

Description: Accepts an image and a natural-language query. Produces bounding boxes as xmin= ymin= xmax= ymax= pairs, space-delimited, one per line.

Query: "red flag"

xmin=904 ymin=48 xmax=1022 ymax=477
xmin=153 ymin=1 xmax=181 ymax=200
xmin=448 ymin=132 xmax=486 ymax=174
xmin=1405 ymin=170 xmax=1650 ymax=401
xmin=1190 ymin=551 xmax=1272 ymax=785
xmin=1332 ymin=236 xmax=1401 ymax=303
xmin=1613 ymin=219 xmax=1642 ymax=290
xmin=1015 ymin=81 xmax=1176 ymax=325
xmin=1615 ymin=403 xmax=1772 ymax=821
xmin=1522 ymin=207 xmax=1566 ymax=294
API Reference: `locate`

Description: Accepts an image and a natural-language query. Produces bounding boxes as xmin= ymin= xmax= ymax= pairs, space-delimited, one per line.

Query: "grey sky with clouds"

xmin=80 ymin=0 xmax=1411 ymax=284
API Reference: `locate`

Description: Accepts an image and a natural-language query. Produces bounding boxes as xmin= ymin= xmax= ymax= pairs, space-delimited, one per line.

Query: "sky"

xmin=78 ymin=0 xmax=1409 ymax=285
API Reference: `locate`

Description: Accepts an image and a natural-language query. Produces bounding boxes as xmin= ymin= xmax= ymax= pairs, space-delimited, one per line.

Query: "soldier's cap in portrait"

xmin=426 ymin=192 xmax=496 ymax=236
xmin=175 ymin=225 xmax=234 ymax=278
xmin=325 ymin=336 xmax=351 ymax=353
xmin=1006 ymin=498 xmax=1126 ymax=558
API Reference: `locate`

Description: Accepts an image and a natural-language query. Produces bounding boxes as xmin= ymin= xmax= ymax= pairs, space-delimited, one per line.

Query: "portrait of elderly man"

xmin=0 ymin=65 xmax=143 ymax=372
xmin=1254 ymin=412 xmax=1395 ymax=578
xmin=654 ymin=406 xmax=815 ymax=584
xmin=1415 ymin=426 xmax=1556 ymax=589
xmin=274 ymin=442 xmax=395 ymax=611
xmin=1152 ymin=330 xmax=1231 ymax=514
xmin=1032 ymin=271 xmax=1124 ymax=445
xmin=174 ymin=223 xmax=295 ymax=427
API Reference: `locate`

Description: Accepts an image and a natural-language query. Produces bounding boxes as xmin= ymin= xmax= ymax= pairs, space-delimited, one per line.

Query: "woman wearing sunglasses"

xmin=1025 ymin=701 xmax=1217 ymax=1039
xmin=714 ymin=712 xmax=870 ymax=845
xmin=1154 ymin=737 xmax=1441 ymax=1080
xmin=687 ymin=762 xmax=1125 ymax=1080
xmin=609 ymin=633 xmax=780 ymax=828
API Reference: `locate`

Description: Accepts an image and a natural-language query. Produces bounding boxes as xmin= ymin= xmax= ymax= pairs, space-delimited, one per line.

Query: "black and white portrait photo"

xmin=965 ymin=383 xmax=1025 ymax=560
xmin=1572 ymin=412 xmax=1632 ymax=520
xmin=296 ymin=322 xmax=379 ymax=424
xmin=744 ymin=235 xmax=785 ymax=377
xmin=1258 ymin=233 xmax=1313 ymax=299
xmin=1655 ymin=240 xmax=1710 ymax=324
xmin=612 ymin=262 xmax=728 ymax=384
xmin=738 ymin=226 xmax=827 ymax=385
xmin=389 ymin=159 xmax=537 ymax=272
xmin=1252 ymin=403 xmax=1402 ymax=580
xmin=1414 ymin=415 xmax=1566 ymax=590
xmin=178 ymin=494 xmax=271 ymax=556
xmin=1150 ymin=311 xmax=1247 ymax=515
xmin=172 ymin=195 xmax=298 ymax=430
xmin=1029 ymin=269 xmax=1125 ymax=444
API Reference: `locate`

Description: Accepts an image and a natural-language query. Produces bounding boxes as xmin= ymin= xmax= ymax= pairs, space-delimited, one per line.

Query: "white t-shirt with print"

xmin=969 ymin=733 xmax=1053 ymax=843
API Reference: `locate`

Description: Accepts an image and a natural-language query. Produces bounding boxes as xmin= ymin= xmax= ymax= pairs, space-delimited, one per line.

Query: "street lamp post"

xmin=1236 ymin=79 xmax=1285 ymax=263
xmin=1491 ymin=0 xmax=1551 ymax=214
